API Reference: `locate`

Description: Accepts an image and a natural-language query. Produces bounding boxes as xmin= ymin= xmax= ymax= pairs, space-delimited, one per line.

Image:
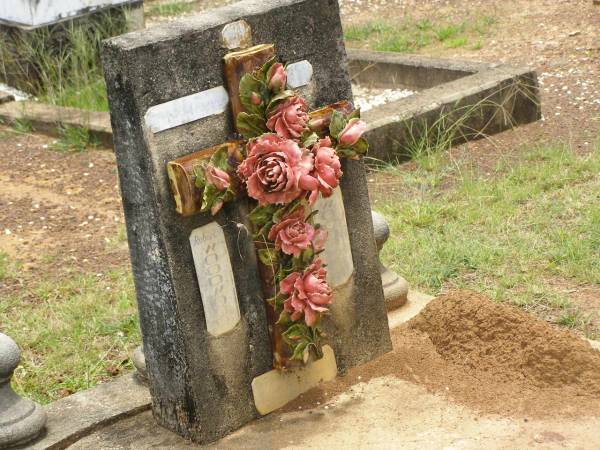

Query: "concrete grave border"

xmin=0 ymin=50 xmax=540 ymax=161
xmin=349 ymin=49 xmax=541 ymax=162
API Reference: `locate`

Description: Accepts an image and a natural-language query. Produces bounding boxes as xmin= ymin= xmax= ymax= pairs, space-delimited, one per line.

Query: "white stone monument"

xmin=0 ymin=0 xmax=143 ymax=29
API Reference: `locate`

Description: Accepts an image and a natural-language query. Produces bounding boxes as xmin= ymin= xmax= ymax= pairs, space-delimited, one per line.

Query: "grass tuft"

xmin=4 ymin=267 xmax=140 ymax=404
xmin=53 ymin=125 xmax=98 ymax=152
xmin=146 ymin=1 xmax=194 ymax=17
xmin=0 ymin=8 xmax=128 ymax=111
xmin=344 ymin=15 xmax=496 ymax=54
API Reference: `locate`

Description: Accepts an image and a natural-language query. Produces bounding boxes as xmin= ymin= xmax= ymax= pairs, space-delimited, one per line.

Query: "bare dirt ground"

xmin=0 ymin=130 xmax=127 ymax=299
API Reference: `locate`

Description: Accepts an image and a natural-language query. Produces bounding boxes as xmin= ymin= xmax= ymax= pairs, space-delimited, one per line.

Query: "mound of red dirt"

xmin=286 ymin=290 xmax=600 ymax=417
xmin=409 ymin=290 xmax=600 ymax=393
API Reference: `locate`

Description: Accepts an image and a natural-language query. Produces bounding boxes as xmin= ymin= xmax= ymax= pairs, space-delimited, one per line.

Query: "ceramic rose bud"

xmin=268 ymin=207 xmax=315 ymax=257
xmin=267 ymin=63 xmax=287 ymax=92
xmin=266 ymin=96 xmax=309 ymax=140
xmin=204 ymin=164 xmax=230 ymax=191
xmin=312 ymin=137 xmax=342 ymax=197
xmin=338 ymin=118 xmax=367 ymax=147
xmin=250 ymin=92 xmax=262 ymax=106
xmin=237 ymin=134 xmax=310 ymax=205
xmin=280 ymin=259 xmax=333 ymax=327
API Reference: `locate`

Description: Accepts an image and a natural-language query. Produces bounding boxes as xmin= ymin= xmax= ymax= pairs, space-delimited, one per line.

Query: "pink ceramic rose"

xmin=312 ymin=137 xmax=342 ymax=197
xmin=204 ymin=164 xmax=230 ymax=190
xmin=267 ymin=63 xmax=287 ymax=92
xmin=237 ymin=134 xmax=316 ymax=205
xmin=266 ymin=96 xmax=309 ymax=140
xmin=338 ymin=118 xmax=367 ymax=147
xmin=280 ymin=258 xmax=333 ymax=327
xmin=268 ymin=207 xmax=315 ymax=257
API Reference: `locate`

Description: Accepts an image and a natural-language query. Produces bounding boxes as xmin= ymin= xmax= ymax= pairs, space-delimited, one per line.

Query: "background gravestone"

xmin=102 ymin=0 xmax=391 ymax=443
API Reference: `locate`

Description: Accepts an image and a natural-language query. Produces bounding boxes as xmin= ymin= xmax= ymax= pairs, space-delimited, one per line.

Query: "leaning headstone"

xmin=0 ymin=333 xmax=46 ymax=448
xmin=102 ymin=0 xmax=391 ymax=443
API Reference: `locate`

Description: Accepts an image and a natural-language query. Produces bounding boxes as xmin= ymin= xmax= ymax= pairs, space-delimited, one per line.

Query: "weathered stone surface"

xmin=0 ymin=333 xmax=46 ymax=449
xmin=102 ymin=0 xmax=390 ymax=443
xmin=29 ymin=374 xmax=150 ymax=450
xmin=65 ymin=375 xmax=600 ymax=450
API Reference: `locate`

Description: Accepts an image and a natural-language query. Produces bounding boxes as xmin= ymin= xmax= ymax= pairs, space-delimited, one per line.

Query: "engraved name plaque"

xmin=314 ymin=188 xmax=354 ymax=287
xmin=190 ymin=222 xmax=241 ymax=336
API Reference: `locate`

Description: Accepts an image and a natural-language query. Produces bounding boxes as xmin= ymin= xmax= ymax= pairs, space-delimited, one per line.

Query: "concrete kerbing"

xmin=28 ymin=293 xmax=600 ymax=448
xmin=28 ymin=374 xmax=151 ymax=450
xmin=0 ymin=51 xmax=540 ymax=158
xmin=349 ymin=49 xmax=541 ymax=162
xmin=0 ymin=101 xmax=113 ymax=147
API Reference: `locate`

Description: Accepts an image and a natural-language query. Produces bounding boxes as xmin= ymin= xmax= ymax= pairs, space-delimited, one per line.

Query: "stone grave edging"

xmin=0 ymin=51 xmax=540 ymax=159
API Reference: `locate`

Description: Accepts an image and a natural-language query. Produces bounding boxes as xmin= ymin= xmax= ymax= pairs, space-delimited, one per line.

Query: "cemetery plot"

xmin=102 ymin=0 xmax=390 ymax=443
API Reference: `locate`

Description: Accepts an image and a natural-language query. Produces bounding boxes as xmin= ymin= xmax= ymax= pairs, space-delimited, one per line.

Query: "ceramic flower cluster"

xmin=193 ymin=58 xmax=367 ymax=365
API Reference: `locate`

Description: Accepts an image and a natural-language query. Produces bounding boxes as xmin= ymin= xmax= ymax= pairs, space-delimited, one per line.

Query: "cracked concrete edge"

xmin=28 ymin=374 xmax=151 ymax=450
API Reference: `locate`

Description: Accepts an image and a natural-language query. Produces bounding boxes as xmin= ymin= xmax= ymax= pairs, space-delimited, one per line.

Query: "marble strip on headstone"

xmin=221 ymin=20 xmax=252 ymax=49
xmin=286 ymin=60 xmax=313 ymax=88
xmin=189 ymin=222 xmax=240 ymax=336
xmin=144 ymin=86 xmax=229 ymax=133
xmin=314 ymin=188 xmax=354 ymax=288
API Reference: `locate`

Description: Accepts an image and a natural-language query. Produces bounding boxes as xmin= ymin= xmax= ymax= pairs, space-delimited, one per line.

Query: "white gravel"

xmin=0 ymin=83 xmax=30 ymax=101
xmin=352 ymin=84 xmax=415 ymax=112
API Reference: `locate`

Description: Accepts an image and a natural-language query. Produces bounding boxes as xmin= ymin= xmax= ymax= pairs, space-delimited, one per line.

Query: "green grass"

xmin=375 ymin=139 xmax=600 ymax=336
xmin=2 ymin=266 xmax=139 ymax=404
xmin=53 ymin=125 xmax=99 ymax=152
xmin=12 ymin=118 xmax=34 ymax=134
xmin=0 ymin=252 xmax=8 ymax=280
xmin=344 ymin=15 xmax=496 ymax=53
xmin=146 ymin=1 xmax=194 ymax=17
xmin=0 ymin=8 xmax=128 ymax=112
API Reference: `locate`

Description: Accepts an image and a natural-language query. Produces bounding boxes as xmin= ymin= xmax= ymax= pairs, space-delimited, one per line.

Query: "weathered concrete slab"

xmin=388 ymin=290 xmax=435 ymax=329
xmin=0 ymin=0 xmax=141 ymax=28
xmin=29 ymin=374 xmax=151 ymax=450
xmin=66 ymin=376 xmax=600 ymax=450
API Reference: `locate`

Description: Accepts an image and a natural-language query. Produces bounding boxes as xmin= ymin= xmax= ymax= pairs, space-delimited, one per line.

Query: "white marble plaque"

xmin=314 ymin=188 xmax=354 ymax=287
xmin=144 ymin=86 xmax=230 ymax=133
xmin=286 ymin=60 xmax=313 ymax=88
xmin=190 ymin=222 xmax=240 ymax=336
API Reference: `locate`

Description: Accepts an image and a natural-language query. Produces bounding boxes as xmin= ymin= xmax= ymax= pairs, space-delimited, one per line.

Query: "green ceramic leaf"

xmin=239 ymin=73 xmax=267 ymax=115
xmin=236 ymin=112 xmax=267 ymax=140
xmin=329 ymin=110 xmax=347 ymax=139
